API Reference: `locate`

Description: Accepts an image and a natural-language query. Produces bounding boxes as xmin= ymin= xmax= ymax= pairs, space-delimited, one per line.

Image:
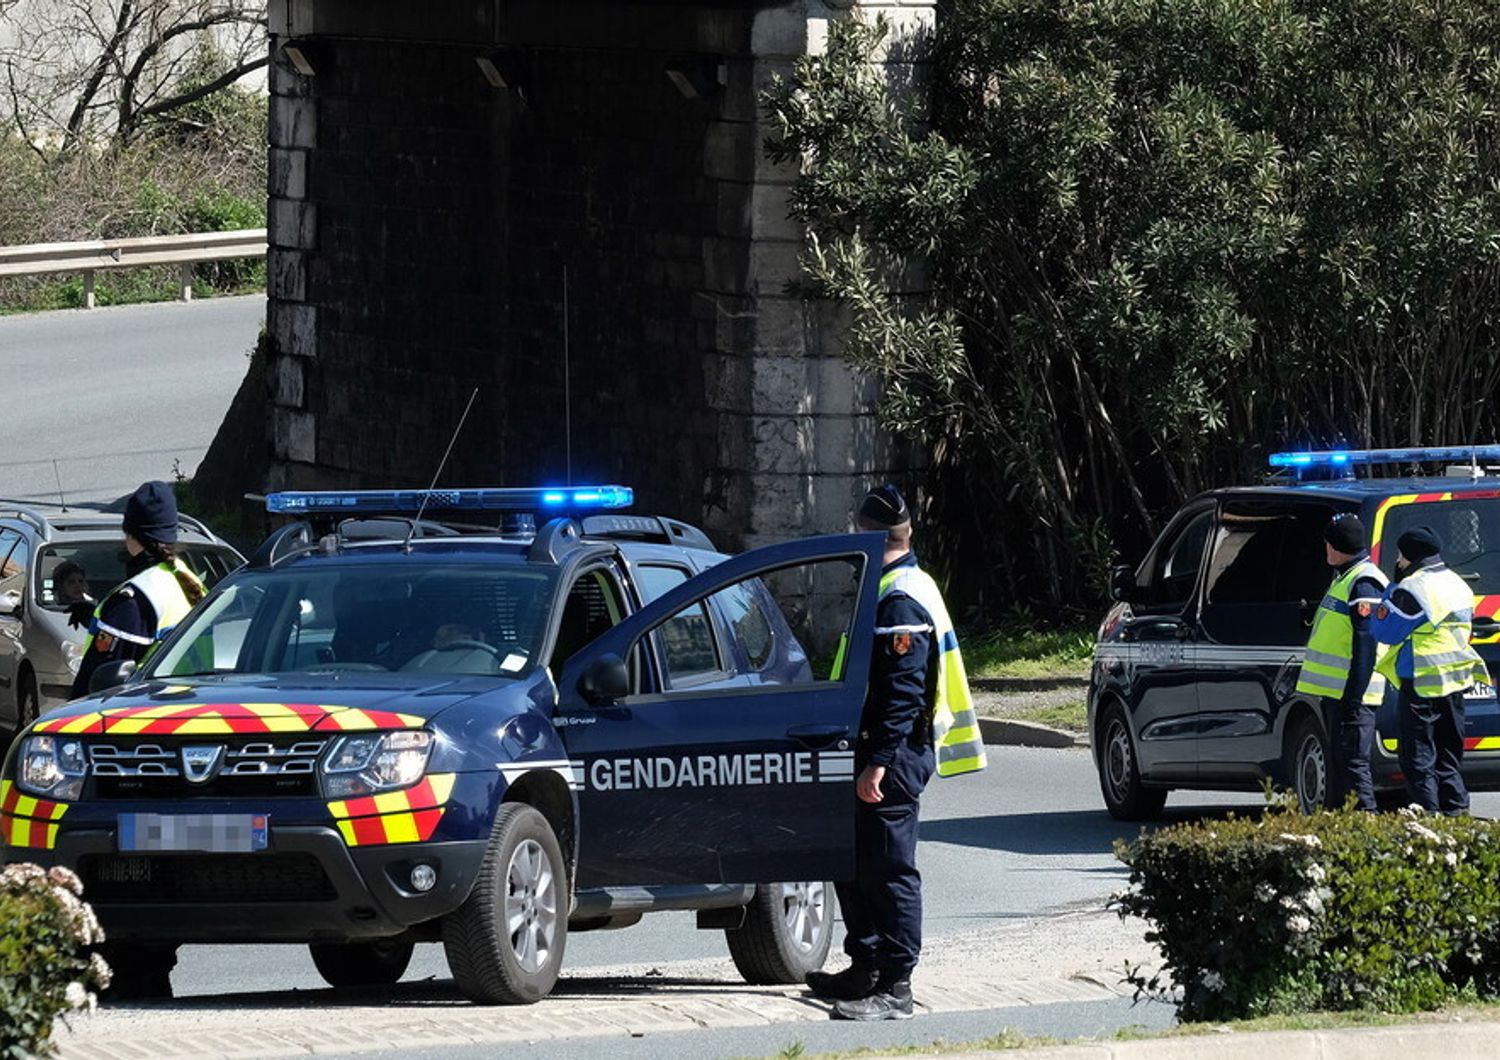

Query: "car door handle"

xmin=786 ymin=724 xmax=849 ymax=749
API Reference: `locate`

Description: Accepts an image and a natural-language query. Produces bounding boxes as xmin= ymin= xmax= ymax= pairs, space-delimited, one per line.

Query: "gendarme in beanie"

xmin=859 ymin=484 xmax=910 ymax=528
xmin=1324 ymin=513 xmax=1366 ymax=554
xmin=123 ymin=480 xmax=179 ymax=544
xmin=1396 ymin=525 xmax=1442 ymax=563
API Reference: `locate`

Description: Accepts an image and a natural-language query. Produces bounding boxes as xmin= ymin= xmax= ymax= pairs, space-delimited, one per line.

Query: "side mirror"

xmin=89 ymin=659 xmax=137 ymax=695
xmin=578 ymin=653 xmax=630 ymax=705
xmin=1109 ymin=565 xmax=1138 ymax=604
xmin=0 ymin=589 xmax=21 ymax=617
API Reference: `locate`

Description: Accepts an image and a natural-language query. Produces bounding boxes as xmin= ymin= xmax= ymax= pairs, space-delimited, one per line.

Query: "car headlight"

xmin=62 ymin=639 xmax=85 ymax=676
xmin=17 ymin=735 xmax=88 ymax=801
xmin=322 ymin=731 xmax=433 ymax=798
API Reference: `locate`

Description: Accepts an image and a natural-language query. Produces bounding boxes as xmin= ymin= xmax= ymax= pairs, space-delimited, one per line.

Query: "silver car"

xmin=0 ymin=505 xmax=243 ymax=731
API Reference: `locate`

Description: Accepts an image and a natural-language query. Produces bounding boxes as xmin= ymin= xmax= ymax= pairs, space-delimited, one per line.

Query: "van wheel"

xmin=1287 ymin=715 xmax=1333 ymax=813
xmin=443 ymin=802 xmax=568 ymax=1005
xmin=310 ymin=938 xmax=414 ymax=988
xmin=98 ymin=942 xmax=178 ymax=1000
xmin=726 ymin=881 xmax=834 ymax=984
xmin=1097 ymin=703 xmax=1167 ymax=821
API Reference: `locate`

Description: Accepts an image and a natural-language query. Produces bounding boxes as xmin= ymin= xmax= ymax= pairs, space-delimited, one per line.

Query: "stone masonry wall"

xmin=263 ymin=0 xmax=931 ymax=547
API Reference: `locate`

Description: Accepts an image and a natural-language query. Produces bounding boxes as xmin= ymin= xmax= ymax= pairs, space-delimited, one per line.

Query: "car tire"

xmin=17 ymin=671 xmax=40 ymax=731
xmin=1097 ymin=703 xmax=1167 ymax=821
xmin=98 ymin=942 xmax=178 ymax=1000
xmin=1286 ymin=714 xmax=1333 ymax=814
xmin=725 ymin=881 xmax=835 ymax=985
xmin=443 ymin=802 xmax=568 ymax=1005
xmin=309 ymin=937 xmax=414 ymax=988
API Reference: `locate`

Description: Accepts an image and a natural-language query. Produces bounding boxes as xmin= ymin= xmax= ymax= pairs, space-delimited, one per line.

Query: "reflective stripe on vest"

xmin=877 ymin=566 xmax=986 ymax=778
xmin=1295 ymin=559 xmax=1390 ymax=705
xmin=1400 ymin=566 xmax=1485 ymax=698
xmin=82 ymin=562 xmax=197 ymax=656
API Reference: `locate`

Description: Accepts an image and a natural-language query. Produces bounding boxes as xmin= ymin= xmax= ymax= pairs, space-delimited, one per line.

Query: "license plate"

xmin=118 ymin=813 xmax=269 ymax=853
xmin=1466 ymin=681 xmax=1496 ymax=701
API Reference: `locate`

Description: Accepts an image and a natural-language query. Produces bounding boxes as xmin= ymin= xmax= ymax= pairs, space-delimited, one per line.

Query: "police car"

xmin=1093 ymin=447 xmax=1500 ymax=820
xmin=0 ymin=487 xmax=884 ymax=1004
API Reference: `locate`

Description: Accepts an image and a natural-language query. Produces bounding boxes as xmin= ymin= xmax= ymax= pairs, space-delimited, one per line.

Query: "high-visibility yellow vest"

xmin=878 ymin=565 xmax=986 ymax=778
xmin=1295 ymin=559 xmax=1389 ymax=706
xmin=83 ymin=562 xmax=200 ymax=656
xmin=1399 ymin=565 xmax=1485 ymax=698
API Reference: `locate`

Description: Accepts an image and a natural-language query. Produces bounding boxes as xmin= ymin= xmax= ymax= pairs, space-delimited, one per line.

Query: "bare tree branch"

xmin=132 ymin=54 xmax=267 ymax=124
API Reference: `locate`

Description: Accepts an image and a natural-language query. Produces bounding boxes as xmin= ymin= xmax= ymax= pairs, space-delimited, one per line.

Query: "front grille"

xmin=78 ymin=853 xmax=337 ymax=904
xmin=87 ymin=738 xmax=329 ymax=799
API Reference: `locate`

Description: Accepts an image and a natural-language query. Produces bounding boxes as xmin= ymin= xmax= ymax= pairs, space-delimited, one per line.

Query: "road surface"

xmin=0 ymin=297 xmax=263 ymax=508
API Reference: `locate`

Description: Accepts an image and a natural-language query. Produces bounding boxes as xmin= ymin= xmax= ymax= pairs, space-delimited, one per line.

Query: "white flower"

xmin=1255 ymin=883 xmax=1277 ymax=902
xmin=1287 ymin=914 xmax=1313 ymax=934
xmin=89 ymin=951 xmax=113 ymax=990
xmin=1445 ymin=851 xmax=1459 ymax=867
xmin=1305 ymin=863 xmax=1327 ymax=883
xmin=1200 ymin=971 xmax=1226 ymax=992
xmin=1406 ymin=821 xmax=1442 ymax=843
xmin=47 ymin=866 xmax=84 ymax=897
xmin=1279 ymin=832 xmax=1323 ymax=848
xmin=63 ymin=981 xmax=94 ymax=1012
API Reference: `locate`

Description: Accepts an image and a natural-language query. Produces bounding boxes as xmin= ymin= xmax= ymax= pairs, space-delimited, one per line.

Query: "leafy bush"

xmin=0 ymin=863 xmax=111 ymax=1058
xmin=1115 ymin=804 xmax=1500 ymax=1021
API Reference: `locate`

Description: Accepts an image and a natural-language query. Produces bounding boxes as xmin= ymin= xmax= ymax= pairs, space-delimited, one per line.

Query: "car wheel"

xmin=309 ymin=937 xmax=414 ymax=988
xmin=17 ymin=671 xmax=40 ymax=731
xmin=1097 ymin=703 xmax=1168 ymax=821
xmin=726 ymin=881 xmax=834 ymax=985
xmin=98 ymin=942 xmax=178 ymax=1000
xmin=1287 ymin=715 xmax=1333 ymax=813
xmin=443 ymin=802 xmax=568 ymax=1005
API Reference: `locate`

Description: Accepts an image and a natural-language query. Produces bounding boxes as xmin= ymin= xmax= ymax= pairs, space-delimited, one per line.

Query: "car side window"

xmin=1143 ymin=509 xmax=1212 ymax=610
xmin=713 ymin=580 xmax=775 ymax=671
xmin=1200 ymin=501 xmax=1342 ymax=646
xmin=634 ymin=564 xmax=723 ymax=687
xmin=552 ymin=568 xmax=626 ymax=672
xmin=0 ymin=534 xmax=30 ymax=598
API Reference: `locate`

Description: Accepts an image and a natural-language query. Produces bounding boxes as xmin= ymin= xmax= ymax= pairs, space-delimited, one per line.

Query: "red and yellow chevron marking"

xmin=328 ymin=773 xmax=456 ymax=847
xmin=0 ymin=780 xmax=69 ymax=850
xmin=32 ymin=702 xmax=425 ymax=736
xmin=1383 ymin=736 xmax=1500 ymax=753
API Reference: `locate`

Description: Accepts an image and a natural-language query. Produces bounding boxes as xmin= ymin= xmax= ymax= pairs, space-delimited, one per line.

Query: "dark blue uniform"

xmin=1329 ymin=558 xmax=1384 ymax=811
xmin=70 ymin=572 xmax=160 ymax=699
xmin=835 ymin=551 xmax=936 ymax=983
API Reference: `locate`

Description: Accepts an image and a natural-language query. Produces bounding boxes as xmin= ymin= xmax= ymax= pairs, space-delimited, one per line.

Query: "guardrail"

xmin=0 ymin=229 xmax=267 ymax=309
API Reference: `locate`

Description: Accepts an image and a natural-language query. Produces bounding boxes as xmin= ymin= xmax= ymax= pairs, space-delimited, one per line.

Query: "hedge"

xmin=0 ymin=864 xmax=111 ymax=1058
xmin=1114 ymin=803 xmax=1500 ymax=1021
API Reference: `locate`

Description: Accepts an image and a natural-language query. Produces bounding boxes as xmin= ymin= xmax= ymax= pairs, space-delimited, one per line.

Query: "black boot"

xmin=831 ymin=979 xmax=913 ymax=1021
xmin=805 ymin=963 xmax=879 ymax=1001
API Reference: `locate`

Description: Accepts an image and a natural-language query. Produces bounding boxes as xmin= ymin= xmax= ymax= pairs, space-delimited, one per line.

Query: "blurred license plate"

xmin=1466 ymin=681 xmax=1496 ymax=701
xmin=118 ymin=813 xmax=268 ymax=853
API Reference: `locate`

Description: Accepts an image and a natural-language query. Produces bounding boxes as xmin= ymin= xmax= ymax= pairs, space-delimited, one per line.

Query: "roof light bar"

xmin=1269 ymin=446 xmax=1500 ymax=469
xmin=264 ymin=486 xmax=634 ymax=516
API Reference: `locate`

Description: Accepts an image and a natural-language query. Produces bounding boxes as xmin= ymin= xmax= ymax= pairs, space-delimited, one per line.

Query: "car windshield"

xmin=35 ymin=542 xmax=240 ymax=610
xmin=146 ymin=562 xmax=557 ymax=679
xmin=1380 ymin=497 xmax=1500 ymax=593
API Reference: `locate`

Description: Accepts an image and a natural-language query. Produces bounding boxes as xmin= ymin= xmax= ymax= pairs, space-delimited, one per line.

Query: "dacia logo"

xmin=181 ymin=745 xmax=225 ymax=785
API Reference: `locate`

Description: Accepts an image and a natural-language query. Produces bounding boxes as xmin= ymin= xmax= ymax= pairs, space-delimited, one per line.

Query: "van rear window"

xmin=1379 ymin=497 xmax=1500 ymax=593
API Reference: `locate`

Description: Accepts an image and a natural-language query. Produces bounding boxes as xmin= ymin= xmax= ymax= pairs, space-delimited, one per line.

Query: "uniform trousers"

xmin=1398 ymin=681 xmax=1470 ymax=815
xmin=1324 ymin=697 xmax=1377 ymax=812
xmin=835 ymin=741 xmax=935 ymax=983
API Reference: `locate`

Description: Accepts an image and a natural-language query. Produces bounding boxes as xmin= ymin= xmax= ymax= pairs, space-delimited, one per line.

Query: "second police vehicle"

xmin=1093 ymin=447 xmax=1500 ymax=819
xmin=1 ymin=487 xmax=885 ymax=1003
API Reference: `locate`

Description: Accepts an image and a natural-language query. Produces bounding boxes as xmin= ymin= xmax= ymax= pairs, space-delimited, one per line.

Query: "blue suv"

xmin=1 ymin=487 xmax=883 ymax=1004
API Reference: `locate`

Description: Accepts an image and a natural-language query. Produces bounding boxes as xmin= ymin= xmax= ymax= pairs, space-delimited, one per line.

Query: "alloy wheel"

xmin=780 ymin=881 xmax=827 ymax=954
xmin=504 ymin=838 xmax=558 ymax=974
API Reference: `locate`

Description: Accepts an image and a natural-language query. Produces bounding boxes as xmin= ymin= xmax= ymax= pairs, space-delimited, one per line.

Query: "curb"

xmin=972 ymin=676 xmax=1090 ymax=693
xmin=979 ymin=716 xmax=1088 ymax=750
xmin=930 ymin=1020 xmax=1500 ymax=1059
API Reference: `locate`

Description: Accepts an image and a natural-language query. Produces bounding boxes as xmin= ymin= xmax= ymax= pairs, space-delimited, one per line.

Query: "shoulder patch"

xmin=94 ymin=633 xmax=115 ymax=653
xmin=1357 ymin=602 xmax=1373 ymax=618
xmin=891 ymin=632 xmax=912 ymax=656
xmin=1376 ymin=605 xmax=1389 ymax=621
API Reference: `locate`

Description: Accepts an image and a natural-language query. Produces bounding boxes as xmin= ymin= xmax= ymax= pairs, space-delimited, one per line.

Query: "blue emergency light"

xmin=1269 ymin=446 xmax=1500 ymax=470
xmin=264 ymin=485 xmax=634 ymax=515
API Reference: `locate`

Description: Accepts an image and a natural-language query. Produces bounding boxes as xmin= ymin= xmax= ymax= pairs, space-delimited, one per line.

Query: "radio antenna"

xmin=52 ymin=459 xmax=68 ymax=511
xmin=563 ymin=264 xmax=573 ymax=486
xmin=403 ymin=387 xmax=480 ymax=552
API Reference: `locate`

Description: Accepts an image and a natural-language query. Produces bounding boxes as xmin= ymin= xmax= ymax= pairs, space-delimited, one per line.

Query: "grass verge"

xmin=1011 ymin=700 xmax=1088 ymax=733
xmin=963 ymin=626 xmax=1094 ymax=679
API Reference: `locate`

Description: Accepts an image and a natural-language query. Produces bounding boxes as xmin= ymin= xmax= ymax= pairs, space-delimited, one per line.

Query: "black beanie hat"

xmin=1324 ymin=513 xmax=1367 ymax=554
xmin=859 ymin=484 xmax=910 ymax=528
xmin=123 ymin=480 xmax=179 ymax=545
xmin=1397 ymin=525 xmax=1442 ymax=563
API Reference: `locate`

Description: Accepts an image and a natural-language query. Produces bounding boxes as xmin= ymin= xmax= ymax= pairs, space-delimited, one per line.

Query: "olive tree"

xmin=765 ymin=1 xmax=1500 ymax=608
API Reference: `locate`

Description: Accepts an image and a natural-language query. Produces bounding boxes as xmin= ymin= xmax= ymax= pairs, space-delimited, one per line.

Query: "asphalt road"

xmin=0 ymin=296 xmax=263 ymax=507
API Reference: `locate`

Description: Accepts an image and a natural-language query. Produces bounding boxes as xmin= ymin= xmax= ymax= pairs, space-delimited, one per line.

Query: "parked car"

xmin=1 ymin=486 xmax=879 ymax=1004
xmin=0 ymin=505 xmax=243 ymax=733
xmin=1090 ymin=447 xmax=1500 ymax=819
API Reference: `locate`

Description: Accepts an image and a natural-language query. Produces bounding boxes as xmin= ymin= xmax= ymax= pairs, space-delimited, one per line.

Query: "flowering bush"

xmin=1114 ymin=804 xmax=1500 ymax=1020
xmin=0 ymin=863 xmax=111 ymax=1058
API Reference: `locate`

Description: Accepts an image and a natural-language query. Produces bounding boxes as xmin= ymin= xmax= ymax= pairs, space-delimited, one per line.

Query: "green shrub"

xmin=1115 ymin=803 xmax=1500 ymax=1021
xmin=0 ymin=863 xmax=111 ymax=1057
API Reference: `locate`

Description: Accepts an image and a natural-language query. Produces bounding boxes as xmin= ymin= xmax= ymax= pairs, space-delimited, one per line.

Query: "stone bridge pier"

xmin=264 ymin=0 xmax=928 ymax=548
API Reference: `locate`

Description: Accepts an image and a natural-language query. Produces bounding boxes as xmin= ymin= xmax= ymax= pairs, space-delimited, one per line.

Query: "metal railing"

xmin=0 ymin=229 xmax=267 ymax=309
